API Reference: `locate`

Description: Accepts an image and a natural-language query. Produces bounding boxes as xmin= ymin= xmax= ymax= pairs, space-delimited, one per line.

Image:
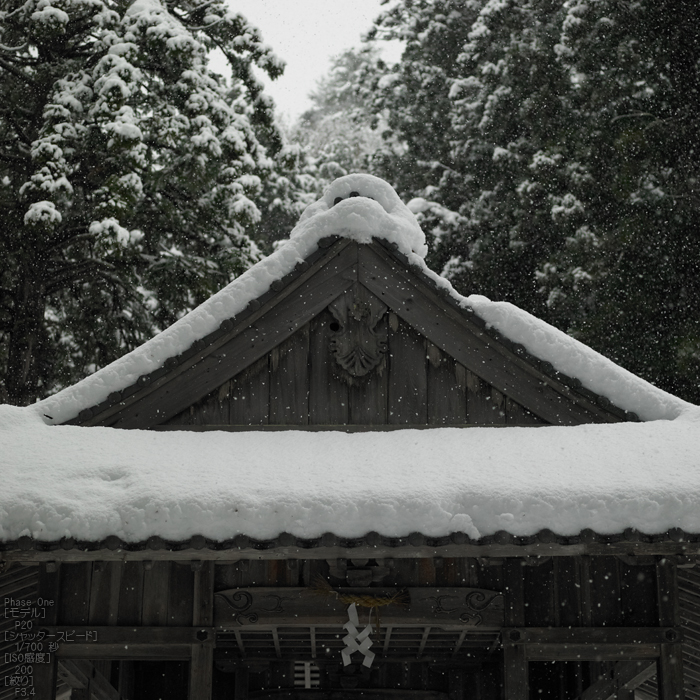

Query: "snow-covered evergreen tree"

xmin=352 ymin=0 xmax=700 ymax=402
xmin=0 ymin=0 xmax=288 ymax=403
xmin=537 ymin=0 xmax=700 ymax=400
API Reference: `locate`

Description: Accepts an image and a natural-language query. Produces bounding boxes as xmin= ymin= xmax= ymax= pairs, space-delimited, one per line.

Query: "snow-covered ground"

xmin=35 ymin=174 xmax=694 ymax=425
xmin=1 ymin=403 xmax=699 ymax=543
xmin=3 ymin=174 xmax=698 ymax=545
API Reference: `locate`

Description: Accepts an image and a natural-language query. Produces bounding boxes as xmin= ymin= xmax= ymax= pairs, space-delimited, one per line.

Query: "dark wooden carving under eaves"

xmin=214 ymin=587 xmax=504 ymax=629
xmin=328 ymin=282 xmax=388 ymax=381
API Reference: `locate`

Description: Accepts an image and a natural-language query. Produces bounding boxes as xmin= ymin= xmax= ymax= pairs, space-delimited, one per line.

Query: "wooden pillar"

xmin=189 ymin=560 xmax=215 ymax=700
xmin=34 ymin=562 xmax=60 ymax=700
xmin=657 ymin=557 xmax=685 ymax=700
xmin=503 ymin=558 xmax=528 ymax=700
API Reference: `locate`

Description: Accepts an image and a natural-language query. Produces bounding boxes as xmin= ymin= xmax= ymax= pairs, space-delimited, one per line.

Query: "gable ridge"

xmin=66 ymin=237 xmax=636 ymax=428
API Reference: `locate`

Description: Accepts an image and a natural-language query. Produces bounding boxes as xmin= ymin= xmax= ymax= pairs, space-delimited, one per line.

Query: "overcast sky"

xmin=223 ymin=0 xmax=401 ymax=123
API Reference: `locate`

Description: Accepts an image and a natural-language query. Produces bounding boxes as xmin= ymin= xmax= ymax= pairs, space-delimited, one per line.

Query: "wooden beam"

xmin=526 ymin=644 xmax=660 ymax=661
xmin=504 ymin=646 xmax=528 ymax=700
xmin=189 ymin=643 xmax=214 ymax=700
xmin=452 ymin=630 xmax=467 ymax=657
xmin=272 ymin=628 xmax=282 ymax=659
xmin=190 ymin=560 xmax=215 ymax=700
xmin=33 ymin=562 xmax=60 ymax=700
xmin=657 ymin=556 xmax=685 ymax=700
xmin=214 ymin=587 xmax=504 ymax=629
xmin=309 ymin=627 xmax=316 ymax=659
xmin=502 ymin=628 xmax=681 ymax=645
xmin=6 ymin=540 xmax=700 ymax=565
xmin=503 ymin=559 xmax=527 ymax=700
xmin=234 ymin=629 xmax=246 ymax=657
xmin=417 ymin=627 xmax=431 ymax=659
xmin=383 ymin=626 xmax=393 ymax=655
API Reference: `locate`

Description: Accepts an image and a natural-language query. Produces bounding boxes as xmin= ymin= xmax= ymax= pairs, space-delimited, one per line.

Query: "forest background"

xmin=1 ymin=0 xmax=698 ymax=407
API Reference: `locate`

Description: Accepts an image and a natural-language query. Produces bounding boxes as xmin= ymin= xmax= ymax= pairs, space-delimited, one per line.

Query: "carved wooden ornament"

xmin=214 ymin=587 xmax=504 ymax=629
xmin=328 ymin=284 xmax=388 ymax=380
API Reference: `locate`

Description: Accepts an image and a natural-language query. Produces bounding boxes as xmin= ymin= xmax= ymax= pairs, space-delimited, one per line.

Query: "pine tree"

xmin=357 ymin=0 xmax=700 ymax=401
xmin=0 ymin=0 xmax=287 ymax=404
xmin=538 ymin=0 xmax=700 ymax=400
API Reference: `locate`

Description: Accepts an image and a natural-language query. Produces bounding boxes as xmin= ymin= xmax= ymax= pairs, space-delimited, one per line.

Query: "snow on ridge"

xmin=464 ymin=296 xmax=695 ymax=423
xmin=34 ymin=173 xmax=697 ymax=426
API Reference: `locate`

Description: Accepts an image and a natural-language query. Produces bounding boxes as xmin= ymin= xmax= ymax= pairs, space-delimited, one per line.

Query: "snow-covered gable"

xmin=35 ymin=173 xmax=693 ymax=426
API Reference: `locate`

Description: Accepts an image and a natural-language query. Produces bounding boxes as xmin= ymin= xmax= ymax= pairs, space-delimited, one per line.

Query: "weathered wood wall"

xmin=28 ymin=555 xmax=681 ymax=700
xmin=165 ymin=314 xmax=545 ymax=429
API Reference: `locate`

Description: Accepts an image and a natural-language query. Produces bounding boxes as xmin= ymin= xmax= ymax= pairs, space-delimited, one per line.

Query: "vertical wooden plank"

xmin=194 ymin=561 xmax=215 ymax=626
xmin=523 ymin=559 xmax=554 ymax=627
xmin=417 ymin=558 xmax=436 ymax=586
xmin=619 ymin=559 xmax=657 ymax=626
xmin=577 ymin=556 xmax=593 ymax=627
xmin=427 ymin=343 xmax=467 ymax=425
xmin=506 ymin=397 xmax=546 ymax=426
xmin=229 ymin=355 xmax=270 ymax=425
xmin=503 ymin=558 xmax=527 ymax=700
xmin=657 ymin=557 xmax=685 ymax=700
xmin=142 ymin=561 xmax=171 ymax=626
xmin=215 ymin=562 xmax=243 ymax=591
xmin=117 ymin=561 xmax=144 ymax=626
xmin=349 ymin=361 xmax=388 ymax=424
xmin=108 ymin=562 xmax=123 ymax=626
xmin=466 ymin=371 xmax=506 ymax=425
xmin=309 ymin=310 xmax=349 ymax=425
xmin=388 ymin=316 xmax=428 ymax=424
xmin=504 ymin=559 xmax=525 ymax=627
xmin=186 ymin=384 xmax=230 ymax=426
xmin=269 ymin=325 xmax=310 ymax=425
xmin=657 ymin=556 xmax=680 ymax=626
xmin=88 ymin=561 xmax=112 ymax=626
xmin=578 ymin=556 xmax=602 ymax=688
xmin=190 ymin=643 xmax=214 ymax=700
xmin=34 ymin=562 xmax=60 ymax=700
xmin=589 ymin=556 xmax=621 ymax=626
xmin=118 ymin=661 xmax=136 ymax=699
xmin=555 ymin=558 xmax=579 ymax=628
xmin=58 ymin=562 xmax=91 ymax=625
xmin=658 ymin=644 xmax=685 ymax=700
xmin=169 ymin=562 xmax=195 ymax=626
xmin=190 ymin=561 xmax=215 ymax=700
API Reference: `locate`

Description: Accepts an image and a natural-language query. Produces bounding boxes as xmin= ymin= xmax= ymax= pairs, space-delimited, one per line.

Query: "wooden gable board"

xmin=71 ymin=238 xmax=629 ymax=429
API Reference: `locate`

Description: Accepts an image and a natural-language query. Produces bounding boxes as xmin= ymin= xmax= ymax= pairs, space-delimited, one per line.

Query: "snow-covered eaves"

xmin=1 ymin=402 xmax=700 ymax=552
xmin=34 ymin=174 xmax=693 ymax=427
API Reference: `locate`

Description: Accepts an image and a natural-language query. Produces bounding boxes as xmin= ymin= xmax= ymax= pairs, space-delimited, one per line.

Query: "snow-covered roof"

xmin=3 ymin=174 xmax=699 ymax=548
xmin=1 ymin=402 xmax=700 ymax=544
xmin=35 ymin=174 xmax=693 ymax=426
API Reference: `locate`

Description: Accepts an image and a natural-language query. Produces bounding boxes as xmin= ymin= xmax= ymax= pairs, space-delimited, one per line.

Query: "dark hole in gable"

xmin=329 ymin=321 xmax=341 ymax=332
xmin=332 ymin=193 xmax=375 ymax=207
